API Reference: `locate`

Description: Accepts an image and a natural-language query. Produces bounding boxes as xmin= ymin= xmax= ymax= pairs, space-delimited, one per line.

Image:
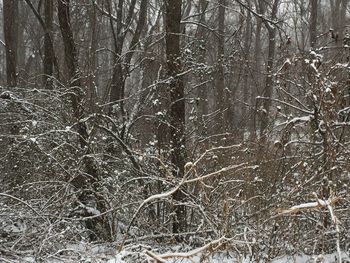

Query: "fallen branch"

xmin=278 ymin=195 xmax=340 ymax=215
xmin=144 ymin=236 xmax=227 ymax=262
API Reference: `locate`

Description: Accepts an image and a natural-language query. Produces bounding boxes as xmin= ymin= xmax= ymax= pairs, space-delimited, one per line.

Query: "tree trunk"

xmin=57 ymin=0 xmax=80 ymax=88
xmin=87 ymin=1 xmax=99 ymax=111
xmin=338 ymin=0 xmax=348 ymax=40
xmin=250 ymin=1 xmax=263 ymax=140
xmin=215 ymin=0 xmax=226 ymax=132
xmin=309 ymin=0 xmax=318 ymax=49
xmin=57 ymin=0 xmax=85 ymax=141
xmin=165 ymin=0 xmax=187 ymax=234
xmin=195 ymin=0 xmax=209 ymax=139
xmin=17 ymin=1 xmax=28 ymax=85
xmin=259 ymin=0 xmax=279 ymax=137
xmin=44 ymin=0 xmax=54 ymax=88
xmin=57 ymin=0 xmax=111 ymax=241
xmin=23 ymin=0 xmax=59 ymax=87
xmin=108 ymin=0 xmax=147 ymax=137
xmin=241 ymin=5 xmax=252 ymax=132
xmin=3 ymin=0 xmax=19 ymax=87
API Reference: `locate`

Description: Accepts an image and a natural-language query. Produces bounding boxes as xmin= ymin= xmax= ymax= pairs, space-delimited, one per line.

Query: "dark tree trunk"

xmin=250 ymin=1 xmax=263 ymax=140
xmin=310 ymin=0 xmax=318 ymax=49
xmin=338 ymin=0 xmax=348 ymax=40
xmin=259 ymin=28 xmax=276 ymax=136
xmin=23 ymin=0 xmax=59 ymax=87
xmin=87 ymin=1 xmax=99 ymax=111
xmin=241 ymin=5 xmax=252 ymax=132
xmin=259 ymin=0 xmax=279 ymax=138
xmin=195 ymin=0 xmax=209 ymax=138
xmin=165 ymin=0 xmax=187 ymax=234
xmin=57 ymin=0 xmax=111 ymax=241
xmin=17 ymin=1 xmax=28 ymax=85
xmin=57 ymin=0 xmax=86 ymax=144
xmin=215 ymin=0 xmax=226 ymax=132
xmin=3 ymin=0 xmax=18 ymax=87
xmin=44 ymin=0 xmax=54 ymax=88
xmin=57 ymin=0 xmax=81 ymax=88
xmin=108 ymin=0 xmax=147 ymax=138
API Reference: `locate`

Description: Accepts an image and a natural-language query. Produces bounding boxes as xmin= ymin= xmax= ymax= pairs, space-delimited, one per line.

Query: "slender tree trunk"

xmin=108 ymin=0 xmax=147 ymax=138
xmin=23 ymin=0 xmax=60 ymax=87
xmin=259 ymin=0 xmax=279 ymax=137
xmin=108 ymin=0 xmax=126 ymax=110
xmin=215 ymin=0 xmax=226 ymax=132
xmin=250 ymin=3 xmax=263 ymax=140
xmin=87 ymin=1 xmax=99 ymax=111
xmin=241 ymin=6 xmax=252 ymax=132
xmin=57 ymin=0 xmax=111 ymax=241
xmin=3 ymin=0 xmax=19 ymax=87
xmin=165 ymin=0 xmax=187 ymax=234
xmin=44 ymin=0 xmax=54 ymax=88
xmin=57 ymin=0 xmax=85 ymax=143
xmin=309 ymin=0 xmax=318 ymax=49
xmin=338 ymin=0 xmax=348 ymax=40
xmin=299 ymin=0 xmax=307 ymax=52
xmin=195 ymin=0 xmax=209 ymax=139
xmin=17 ymin=2 xmax=28 ymax=85
xmin=57 ymin=0 xmax=86 ymax=193
xmin=330 ymin=0 xmax=339 ymax=37
xmin=57 ymin=0 xmax=80 ymax=88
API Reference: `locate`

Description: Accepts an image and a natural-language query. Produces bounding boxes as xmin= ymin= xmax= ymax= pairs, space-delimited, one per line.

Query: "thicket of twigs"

xmin=1 ymin=47 xmax=350 ymax=262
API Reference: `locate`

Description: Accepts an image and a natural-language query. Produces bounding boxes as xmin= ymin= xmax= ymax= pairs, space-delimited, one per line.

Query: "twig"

xmin=0 ymin=193 xmax=42 ymax=218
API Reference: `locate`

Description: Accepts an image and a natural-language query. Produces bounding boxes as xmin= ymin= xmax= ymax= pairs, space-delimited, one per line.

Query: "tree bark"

xmin=195 ymin=0 xmax=209 ymax=138
xmin=44 ymin=0 xmax=54 ymax=88
xmin=215 ymin=0 xmax=226 ymax=131
xmin=250 ymin=0 xmax=263 ymax=139
xmin=309 ymin=0 xmax=318 ymax=49
xmin=57 ymin=0 xmax=81 ymax=88
xmin=3 ymin=0 xmax=19 ymax=87
xmin=165 ymin=0 xmax=187 ymax=234
xmin=23 ymin=0 xmax=59 ymax=87
xmin=259 ymin=0 xmax=279 ymax=137
xmin=338 ymin=0 xmax=348 ymax=40
xmin=108 ymin=0 xmax=147 ymax=137
xmin=57 ymin=0 xmax=111 ymax=241
xmin=241 ymin=4 xmax=252 ymax=132
xmin=87 ymin=1 xmax=99 ymax=111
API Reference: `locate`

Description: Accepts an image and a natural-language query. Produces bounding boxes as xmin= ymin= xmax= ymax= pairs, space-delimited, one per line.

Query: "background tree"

xmin=165 ymin=0 xmax=187 ymax=234
xmin=3 ymin=0 xmax=18 ymax=87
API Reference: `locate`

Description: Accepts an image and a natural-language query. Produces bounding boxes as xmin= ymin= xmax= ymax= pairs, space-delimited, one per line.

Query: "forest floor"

xmin=1 ymin=241 xmax=349 ymax=263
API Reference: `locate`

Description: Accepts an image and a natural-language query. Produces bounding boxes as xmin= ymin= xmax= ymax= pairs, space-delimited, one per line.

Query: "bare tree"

xmin=259 ymin=0 xmax=280 ymax=138
xmin=309 ymin=0 xmax=318 ymax=49
xmin=3 ymin=0 xmax=18 ymax=87
xmin=44 ymin=0 xmax=54 ymax=88
xmin=23 ymin=0 xmax=58 ymax=88
xmin=215 ymin=0 xmax=227 ymax=132
xmin=57 ymin=0 xmax=111 ymax=240
xmin=105 ymin=0 xmax=147 ymax=133
xmin=165 ymin=0 xmax=187 ymax=234
xmin=250 ymin=0 xmax=264 ymax=139
xmin=330 ymin=0 xmax=348 ymax=42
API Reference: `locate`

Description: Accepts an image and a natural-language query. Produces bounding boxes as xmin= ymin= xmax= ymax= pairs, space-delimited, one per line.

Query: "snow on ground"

xmin=7 ymin=245 xmax=349 ymax=263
